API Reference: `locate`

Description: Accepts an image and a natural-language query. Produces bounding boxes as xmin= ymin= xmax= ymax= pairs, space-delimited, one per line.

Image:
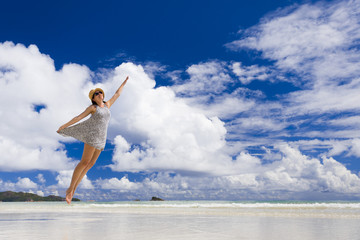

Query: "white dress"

xmin=58 ymin=105 xmax=111 ymax=151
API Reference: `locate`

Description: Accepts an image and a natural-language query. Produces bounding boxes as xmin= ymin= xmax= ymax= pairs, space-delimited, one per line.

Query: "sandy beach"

xmin=0 ymin=201 xmax=359 ymax=240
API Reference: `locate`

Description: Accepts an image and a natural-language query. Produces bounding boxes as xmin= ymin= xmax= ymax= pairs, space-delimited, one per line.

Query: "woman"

xmin=57 ymin=76 xmax=129 ymax=204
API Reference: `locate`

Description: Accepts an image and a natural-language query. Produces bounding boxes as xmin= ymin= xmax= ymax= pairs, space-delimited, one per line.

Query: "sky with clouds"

xmin=1 ymin=0 xmax=360 ymax=201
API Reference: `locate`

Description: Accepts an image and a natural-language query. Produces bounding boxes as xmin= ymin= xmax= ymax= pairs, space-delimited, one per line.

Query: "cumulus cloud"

xmin=0 ymin=42 xmax=89 ymax=171
xmin=16 ymin=177 xmax=38 ymax=189
xmin=0 ymin=177 xmax=38 ymax=191
xmin=84 ymin=143 xmax=360 ymax=200
xmin=93 ymin=63 xmax=238 ymax=176
xmin=0 ymin=41 xmax=241 ymax=194
xmin=106 ymin=136 xmax=360 ymax=199
xmin=96 ymin=176 xmax=140 ymax=191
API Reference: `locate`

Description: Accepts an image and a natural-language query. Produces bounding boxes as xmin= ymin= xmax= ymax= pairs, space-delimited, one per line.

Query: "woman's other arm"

xmin=57 ymin=105 xmax=96 ymax=133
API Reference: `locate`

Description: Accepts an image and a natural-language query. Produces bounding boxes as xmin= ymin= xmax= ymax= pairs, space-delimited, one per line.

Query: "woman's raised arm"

xmin=106 ymin=76 xmax=129 ymax=108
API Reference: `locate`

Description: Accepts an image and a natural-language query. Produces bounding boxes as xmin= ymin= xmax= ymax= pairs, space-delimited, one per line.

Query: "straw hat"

xmin=89 ymin=88 xmax=105 ymax=100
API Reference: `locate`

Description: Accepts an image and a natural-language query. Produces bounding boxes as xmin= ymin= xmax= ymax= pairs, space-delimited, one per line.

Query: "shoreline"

xmin=1 ymin=201 xmax=359 ymax=240
xmin=1 ymin=200 xmax=360 ymax=218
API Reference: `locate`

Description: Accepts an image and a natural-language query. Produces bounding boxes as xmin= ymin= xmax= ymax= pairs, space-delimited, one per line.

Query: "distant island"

xmin=134 ymin=196 xmax=165 ymax=201
xmin=150 ymin=196 xmax=164 ymax=201
xmin=0 ymin=191 xmax=80 ymax=202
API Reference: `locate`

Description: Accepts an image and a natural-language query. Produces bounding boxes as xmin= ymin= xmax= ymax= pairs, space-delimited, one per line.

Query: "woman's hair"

xmin=92 ymin=100 xmax=106 ymax=105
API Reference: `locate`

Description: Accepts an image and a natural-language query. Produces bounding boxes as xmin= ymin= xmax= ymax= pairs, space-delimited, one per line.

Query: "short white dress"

xmin=58 ymin=105 xmax=111 ymax=151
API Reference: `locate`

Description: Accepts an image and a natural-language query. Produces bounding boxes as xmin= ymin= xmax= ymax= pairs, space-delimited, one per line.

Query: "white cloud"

xmin=0 ymin=177 xmax=39 ymax=191
xmin=0 ymin=42 xmax=92 ymax=171
xmin=109 ymin=120 xmax=230 ymax=175
xmin=89 ymin=143 xmax=360 ymax=200
xmin=0 ymin=42 xmax=241 ymax=195
xmin=93 ymin=63 xmax=235 ymax=176
xmin=227 ymin=0 xmax=360 ymax=115
xmin=231 ymin=62 xmax=272 ymax=84
xmin=327 ymin=141 xmax=350 ymax=157
xmin=285 ymin=84 xmax=360 ymax=116
xmin=170 ymin=61 xmax=263 ymax=121
xmin=96 ymin=176 xmax=140 ymax=191
xmin=287 ymin=138 xmax=360 ymax=159
xmin=51 ymin=190 xmax=59 ymax=196
xmin=289 ymin=139 xmax=346 ymax=157
xmin=36 ymin=190 xmax=45 ymax=197
xmin=224 ymin=0 xmax=360 ymax=145
xmin=228 ymin=1 xmax=360 ymax=83
xmin=106 ymin=132 xmax=360 ymax=198
xmin=179 ymin=89 xmax=258 ymax=120
xmin=0 ymin=179 xmax=14 ymax=191
xmin=260 ymin=144 xmax=360 ymax=193
xmin=36 ymin=174 xmax=46 ymax=184
xmin=15 ymin=177 xmax=38 ymax=189
xmin=55 ymin=170 xmax=93 ymax=190
xmin=142 ymin=61 xmax=167 ymax=79
xmin=0 ymin=136 xmax=74 ymax=171
xmin=329 ymin=116 xmax=360 ymax=127
xmin=227 ymin=115 xmax=286 ymax=135
xmin=172 ymin=61 xmax=233 ymax=96
xmin=348 ymin=138 xmax=360 ymax=157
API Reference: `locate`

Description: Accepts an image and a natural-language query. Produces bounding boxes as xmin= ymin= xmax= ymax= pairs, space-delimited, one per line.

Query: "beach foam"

xmin=1 ymin=201 xmax=360 ymax=217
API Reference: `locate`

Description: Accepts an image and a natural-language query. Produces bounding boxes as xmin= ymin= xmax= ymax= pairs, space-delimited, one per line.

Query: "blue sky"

xmin=1 ymin=0 xmax=360 ymax=201
xmin=1 ymin=0 xmax=292 ymax=70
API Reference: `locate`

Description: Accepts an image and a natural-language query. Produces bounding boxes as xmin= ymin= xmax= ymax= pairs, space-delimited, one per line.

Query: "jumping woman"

xmin=57 ymin=76 xmax=129 ymax=204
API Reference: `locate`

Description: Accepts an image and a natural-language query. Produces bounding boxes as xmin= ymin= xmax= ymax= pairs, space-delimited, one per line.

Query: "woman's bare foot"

xmin=65 ymin=189 xmax=73 ymax=205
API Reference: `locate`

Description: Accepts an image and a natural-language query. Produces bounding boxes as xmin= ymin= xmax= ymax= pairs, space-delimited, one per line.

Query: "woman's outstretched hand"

xmin=57 ymin=125 xmax=66 ymax=133
xmin=122 ymin=76 xmax=129 ymax=86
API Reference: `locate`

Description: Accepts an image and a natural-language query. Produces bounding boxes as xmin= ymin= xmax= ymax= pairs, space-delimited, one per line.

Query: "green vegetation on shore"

xmin=0 ymin=191 xmax=80 ymax=202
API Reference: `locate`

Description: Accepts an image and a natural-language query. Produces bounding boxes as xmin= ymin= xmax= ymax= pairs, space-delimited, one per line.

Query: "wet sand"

xmin=1 ymin=201 xmax=359 ymax=240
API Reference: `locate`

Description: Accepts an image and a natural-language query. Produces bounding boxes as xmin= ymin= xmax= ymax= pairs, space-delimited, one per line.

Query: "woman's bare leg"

xmin=71 ymin=148 xmax=101 ymax=196
xmin=66 ymin=144 xmax=96 ymax=204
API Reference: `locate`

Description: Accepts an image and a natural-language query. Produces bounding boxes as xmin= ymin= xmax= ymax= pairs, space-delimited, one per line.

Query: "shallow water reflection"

xmin=0 ymin=202 xmax=359 ymax=240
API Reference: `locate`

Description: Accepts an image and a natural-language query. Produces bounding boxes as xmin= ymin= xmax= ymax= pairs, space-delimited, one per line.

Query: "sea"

xmin=0 ymin=200 xmax=359 ymax=240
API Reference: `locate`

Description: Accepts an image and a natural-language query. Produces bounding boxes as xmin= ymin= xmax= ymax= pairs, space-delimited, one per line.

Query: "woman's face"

xmin=93 ymin=91 xmax=103 ymax=101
